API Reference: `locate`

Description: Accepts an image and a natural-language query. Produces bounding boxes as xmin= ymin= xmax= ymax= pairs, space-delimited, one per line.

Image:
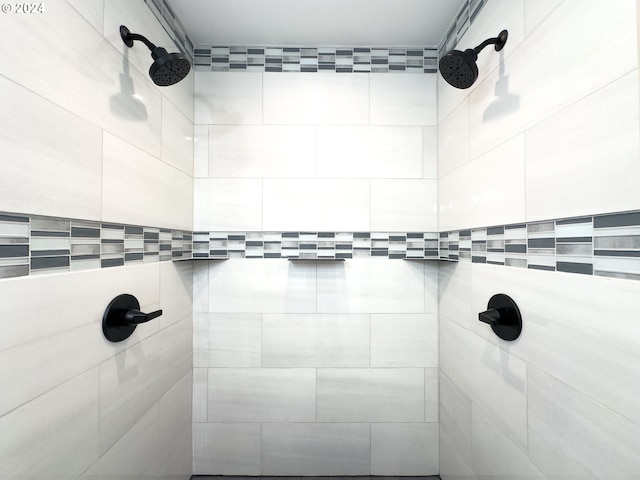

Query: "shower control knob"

xmin=478 ymin=293 xmax=522 ymax=341
xmin=102 ymin=294 xmax=163 ymax=342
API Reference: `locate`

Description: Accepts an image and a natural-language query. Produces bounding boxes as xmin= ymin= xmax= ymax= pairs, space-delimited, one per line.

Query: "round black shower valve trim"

xmin=102 ymin=293 xmax=163 ymax=342
xmin=478 ymin=293 xmax=522 ymax=341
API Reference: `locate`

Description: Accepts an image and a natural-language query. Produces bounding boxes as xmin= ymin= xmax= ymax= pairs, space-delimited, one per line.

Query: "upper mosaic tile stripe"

xmin=145 ymin=0 xmax=489 ymax=73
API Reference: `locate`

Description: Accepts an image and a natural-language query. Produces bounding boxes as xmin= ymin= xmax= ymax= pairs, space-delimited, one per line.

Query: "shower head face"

xmin=438 ymin=49 xmax=479 ymax=89
xmin=149 ymin=50 xmax=191 ymax=86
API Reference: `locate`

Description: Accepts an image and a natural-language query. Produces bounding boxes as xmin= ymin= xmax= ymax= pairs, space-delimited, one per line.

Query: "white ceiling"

xmin=166 ymin=0 xmax=466 ymax=47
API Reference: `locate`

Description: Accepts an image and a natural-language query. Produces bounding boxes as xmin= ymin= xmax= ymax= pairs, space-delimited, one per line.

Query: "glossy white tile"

xmin=162 ymin=96 xmax=194 ymax=176
xmin=425 ymin=367 xmax=439 ymax=423
xmin=0 ymin=76 xmax=102 ymax=221
xmin=438 ymin=98 xmax=470 ymax=177
xmin=439 ymin=134 xmax=526 ymax=232
xmin=316 ymin=126 xmax=423 ymax=178
xmin=193 ymin=423 xmax=261 ymax=475
xmin=192 ymin=261 xmax=210 ymax=313
xmin=438 ymin=261 xmax=473 ymax=330
xmin=159 ymin=261 xmax=193 ymax=330
xmin=263 ymin=313 xmax=369 ymax=367
xmin=194 ymin=313 xmax=262 ymax=367
xmin=263 ymin=179 xmax=370 ymax=231
xmin=209 ymin=125 xmax=316 ymax=178
xmin=422 ymin=126 xmax=438 ymax=179
xmin=371 ymin=314 xmax=437 ymax=367
xmin=424 ymin=262 xmax=439 ymax=314
xmin=471 ymin=404 xmax=544 ymax=478
xmin=440 ymin=317 xmax=528 ymax=449
xmin=157 ymin=372 xmax=192 ymax=477
xmin=207 ymin=368 xmax=316 ymax=422
xmin=208 ymin=259 xmax=316 ymax=313
xmin=371 ymin=423 xmax=439 ymax=475
xmin=370 ymin=74 xmax=437 ymax=126
xmin=193 ymin=125 xmax=210 ymax=177
xmin=0 ymin=368 xmax=99 ymax=477
xmin=0 ymin=263 xmax=160 ymax=417
xmin=524 ymin=0 xmax=564 ymax=35
xmin=470 ymin=262 xmax=640 ymax=426
xmin=263 ymin=73 xmax=369 ymax=125
xmin=102 ymin=133 xmax=193 ymax=231
xmin=193 ymin=368 xmax=208 ymax=423
xmin=262 ymin=423 xmax=370 ymax=475
xmin=317 ymin=368 xmax=424 ymax=422
xmin=68 ymin=0 xmax=104 ymax=32
xmin=525 ymin=70 xmax=640 ymax=222
xmin=370 ymin=179 xmax=438 ymax=231
xmin=193 ymin=178 xmax=263 ymax=231
xmin=528 ymin=367 xmax=640 ymax=479
xmin=99 ymin=316 xmax=192 ymax=453
xmin=439 ymin=429 xmax=477 ymax=480
xmin=439 ymin=371 xmax=472 ymax=465
xmin=195 ymin=72 xmax=262 ymax=124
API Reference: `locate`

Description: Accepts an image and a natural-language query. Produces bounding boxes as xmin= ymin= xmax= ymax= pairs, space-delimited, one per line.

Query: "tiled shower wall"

xmin=0 ymin=1 xmax=193 ymax=478
xmin=192 ymin=67 xmax=440 ymax=473
xmin=438 ymin=1 xmax=640 ymax=478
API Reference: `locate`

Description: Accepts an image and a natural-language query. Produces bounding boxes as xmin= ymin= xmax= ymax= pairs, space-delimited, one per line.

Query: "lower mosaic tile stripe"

xmin=193 ymin=232 xmax=440 ymax=260
xmin=0 ymin=212 xmax=192 ymax=280
xmin=5 ymin=209 xmax=640 ymax=283
xmin=440 ymin=210 xmax=640 ymax=281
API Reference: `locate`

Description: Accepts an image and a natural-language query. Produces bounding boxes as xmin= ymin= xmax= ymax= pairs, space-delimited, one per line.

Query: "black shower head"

xmin=439 ymin=30 xmax=508 ymax=89
xmin=120 ymin=25 xmax=191 ymax=86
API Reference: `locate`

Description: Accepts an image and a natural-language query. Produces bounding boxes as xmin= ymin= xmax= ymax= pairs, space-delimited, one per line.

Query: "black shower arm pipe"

xmin=473 ymin=36 xmax=501 ymax=54
xmin=123 ymin=31 xmax=157 ymax=51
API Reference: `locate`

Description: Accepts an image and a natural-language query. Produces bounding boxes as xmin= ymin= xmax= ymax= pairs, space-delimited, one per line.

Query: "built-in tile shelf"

xmin=3 ymin=209 xmax=640 ymax=282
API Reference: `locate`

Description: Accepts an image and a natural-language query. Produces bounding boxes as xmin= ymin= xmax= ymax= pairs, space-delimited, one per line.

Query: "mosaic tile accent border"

xmin=193 ymin=231 xmax=440 ymax=259
xmin=439 ymin=211 xmax=640 ymax=281
xmin=145 ymin=0 xmax=488 ymax=72
xmin=439 ymin=0 xmax=489 ymax=54
xmin=193 ymin=46 xmax=439 ymax=73
xmin=144 ymin=0 xmax=194 ymax=62
xmin=0 ymin=212 xmax=192 ymax=280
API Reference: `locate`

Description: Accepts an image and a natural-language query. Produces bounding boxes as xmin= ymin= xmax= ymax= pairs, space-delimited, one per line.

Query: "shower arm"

xmin=120 ymin=26 xmax=157 ymax=52
xmin=473 ymin=30 xmax=509 ymax=55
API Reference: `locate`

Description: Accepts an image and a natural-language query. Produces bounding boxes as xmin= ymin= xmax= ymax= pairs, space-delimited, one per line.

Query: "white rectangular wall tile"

xmin=261 ymin=423 xmax=370 ymax=475
xmin=195 ymin=72 xmax=263 ymax=124
xmin=263 ymin=179 xmax=370 ymax=231
xmin=439 ymin=429 xmax=477 ymax=480
xmin=194 ymin=313 xmax=262 ymax=367
xmin=439 ymin=317 xmax=528 ymax=449
xmin=317 ymin=258 xmax=425 ymax=313
xmin=317 ymin=368 xmax=425 ymax=422
xmin=2 ymin=0 xmax=164 ymax=158
xmin=159 ymin=261 xmax=193 ymax=330
xmin=0 ymin=263 xmax=160 ymax=417
xmin=316 ymin=126 xmax=423 ymax=178
xmin=262 ymin=313 xmax=370 ymax=367
xmin=193 ymin=423 xmax=261 ymax=475
xmin=193 ymin=125 xmax=210 ymax=177
xmin=371 ymin=314 xmax=437 ymax=367
xmin=425 ymin=367 xmax=439 ymax=423
xmin=439 ymin=371 xmax=472 ymax=465
xmin=193 ymin=368 xmax=208 ymax=423
xmin=471 ymin=403 xmax=545 ymax=478
xmin=263 ymin=72 xmax=369 ymax=125
xmin=424 ymin=262 xmax=439 ymax=314
xmin=370 ymin=179 xmax=438 ymax=231
xmin=438 ymin=98 xmax=470 ymax=178
xmin=194 ymin=178 xmax=263 ymax=231
xmin=422 ymin=126 xmax=438 ymax=179
xmin=371 ymin=423 xmax=439 ymax=475
xmin=370 ymin=74 xmax=437 ymax=125
xmin=161 ymin=96 xmax=194 ymax=176
xmin=209 ymin=125 xmax=316 ymax=178
xmin=528 ymin=367 xmax=640 ymax=479
xmin=102 ymin=133 xmax=193 ymax=231
xmin=439 ymin=134 xmax=526 ymax=231
xmin=0 ymin=76 xmax=103 ymax=221
xmin=208 ymin=259 xmax=317 ymax=313
xmin=99 ymin=317 xmax=192 ymax=453
xmin=525 ymin=70 xmax=640 ymax=222
xmin=470 ymin=262 xmax=640 ymax=426
xmin=524 ymin=0 xmax=564 ymax=35
xmin=0 ymin=368 xmax=99 ymax=477
xmin=207 ymin=368 xmax=316 ymax=422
